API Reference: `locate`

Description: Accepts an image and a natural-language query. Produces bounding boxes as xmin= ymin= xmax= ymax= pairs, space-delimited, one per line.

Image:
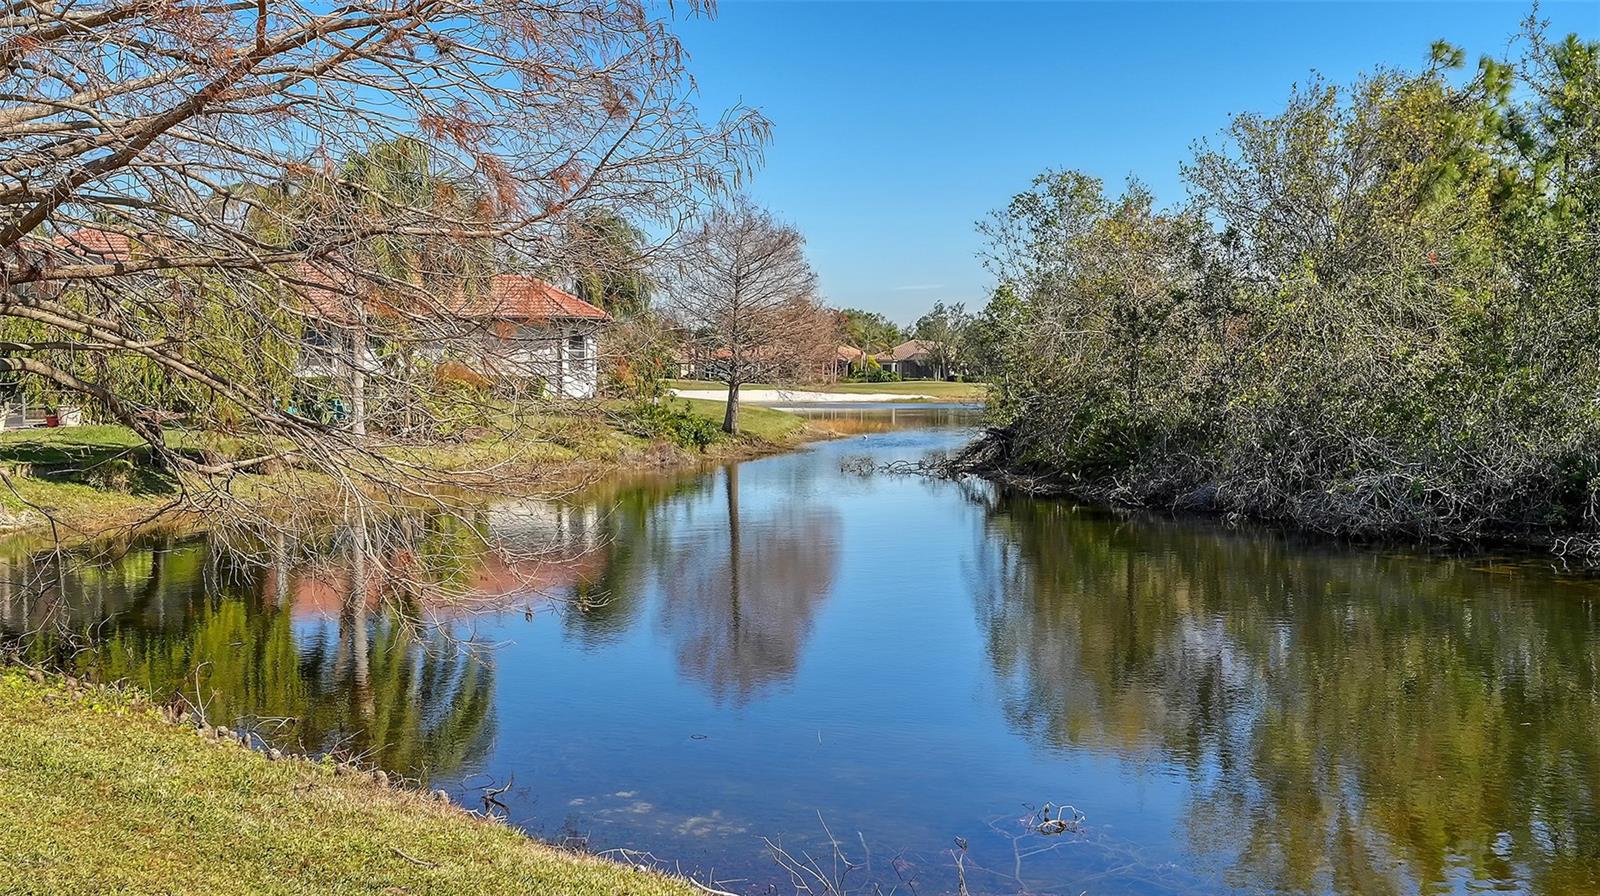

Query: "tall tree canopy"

xmin=565 ymin=209 xmax=655 ymax=318
xmin=838 ymin=308 xmax=904 ymax=353
xmin=910 ymin=301 xmax=972 ymax=380
xmin=974 ymin=18 xmax=1600 ymax=541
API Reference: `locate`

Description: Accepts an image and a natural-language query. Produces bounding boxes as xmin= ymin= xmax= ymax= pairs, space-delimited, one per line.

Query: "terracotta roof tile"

xmin=478 ymin=274 xmax=609 ymax=321
xmin=51 ymin=228 xmax=135 ymax=262
xmin=287 ymin=264 xmax=609 ymax=325
xmin=45 ymin=230 xmax=610 ymax=325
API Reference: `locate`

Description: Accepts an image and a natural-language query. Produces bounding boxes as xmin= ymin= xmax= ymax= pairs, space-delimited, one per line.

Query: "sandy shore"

xmin=670 ymin=388 xmax=940 ymax=404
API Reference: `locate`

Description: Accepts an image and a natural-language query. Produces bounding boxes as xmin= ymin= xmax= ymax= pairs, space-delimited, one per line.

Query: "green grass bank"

xmin=0 ymin=669 xmax=699 ymax=896
xmin=0 ymin=398 xmax=812 ymax=541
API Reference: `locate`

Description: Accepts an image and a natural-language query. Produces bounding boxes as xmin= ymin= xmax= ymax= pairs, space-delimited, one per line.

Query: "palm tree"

xmin=238 ymin=138 xmax=495 ymax=434
xmin=566 ymin=208 xmax=653 ymax=317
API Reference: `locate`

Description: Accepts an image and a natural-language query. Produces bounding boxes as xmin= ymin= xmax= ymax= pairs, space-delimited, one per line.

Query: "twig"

xmin=390 ymin=846 xmax=438 ymax=869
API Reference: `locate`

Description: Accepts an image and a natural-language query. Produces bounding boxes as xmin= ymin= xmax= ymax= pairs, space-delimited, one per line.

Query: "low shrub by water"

xmin=613 ymin=401 xmax=724 ymax=451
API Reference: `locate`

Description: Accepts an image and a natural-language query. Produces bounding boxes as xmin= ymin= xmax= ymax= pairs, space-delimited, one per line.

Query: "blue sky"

xmin=669 ymin=1 xmax=1597 ymax=324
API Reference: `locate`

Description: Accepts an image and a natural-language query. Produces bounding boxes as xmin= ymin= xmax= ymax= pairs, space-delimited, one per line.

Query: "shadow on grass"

xmin=0 ymin=430 xmax=180 ymax=496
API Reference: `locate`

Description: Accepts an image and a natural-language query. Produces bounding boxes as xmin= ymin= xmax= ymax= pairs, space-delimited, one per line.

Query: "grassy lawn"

xmin=0 ymin=669 xmax=697 ymax=896
xmin=667 ymin=379 xmax=990 ymax=401
xmin=0 ymin=426 xmax=180 ymax=529
xmin=670 ymin=396 xmax=808 ymax=442
xmin=0 ymin=402 xmax=812 ymax=539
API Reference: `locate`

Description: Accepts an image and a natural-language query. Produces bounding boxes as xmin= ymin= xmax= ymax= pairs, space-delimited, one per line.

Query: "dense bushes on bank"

xmin=974 ymin=21 xmax=1599 ymax=540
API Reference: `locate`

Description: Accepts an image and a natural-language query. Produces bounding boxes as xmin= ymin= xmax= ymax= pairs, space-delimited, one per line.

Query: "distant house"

xmin=834 ymin=344 xmax=867 ymax=379
xmin=676 ymin=342 xmax=846 ymax=384
xmin=878 ymin=339 xmax=945 ymax=380
xmin=295 ymin=267 xmax=610 ymax=400
xmin=471 ymin=276 xmax=609 ymax=399
xmin=50 ymin=227 xmax=138 ymax=263
xmin=675 ymin=344 xmax=725 ymax=381
xmin=21 ymin=229 xmax=612 ymax=401
xmin=1 ymin=227 xmax=160 ymax=427
xmin=11 ymin=227 xmax=151 ymax=293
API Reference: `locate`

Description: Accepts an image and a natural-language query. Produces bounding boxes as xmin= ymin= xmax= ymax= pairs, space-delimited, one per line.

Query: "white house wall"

xmin=295 ymin=320 xmax=603 ymax=399
xmin=499 ymin=324 xmax=599 ymax=399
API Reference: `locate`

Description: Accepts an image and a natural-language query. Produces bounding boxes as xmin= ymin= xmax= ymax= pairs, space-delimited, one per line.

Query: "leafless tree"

xmin=666 ymin=197 xmax=820 ymax=433
xmin=0 ymin=0 xmax=767 ymax=590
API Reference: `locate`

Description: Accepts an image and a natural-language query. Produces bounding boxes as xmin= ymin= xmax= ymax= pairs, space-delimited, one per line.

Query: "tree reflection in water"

xmin=561 ymin=472 xmax=718 ymax=647
xmin=970 ymin=492 xmax=1600 ymax=895
xmin=559 ymin=462 xmax=842 ymax=704
xmin=0 ymin=512 xmax=541 ymax=781
xmin=12 ymin=440 xmax=1595 ymax=895
xmin=654 ymin=464 xmax=841 ymax=704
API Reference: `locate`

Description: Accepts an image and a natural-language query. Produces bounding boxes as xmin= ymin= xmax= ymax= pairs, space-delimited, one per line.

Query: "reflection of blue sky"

xmin=443 ymin=425 xmax=1204 ymax=891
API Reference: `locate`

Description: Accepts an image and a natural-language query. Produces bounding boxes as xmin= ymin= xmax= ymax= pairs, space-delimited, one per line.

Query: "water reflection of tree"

xmin=971 ymin=493 xmax=1600 ymax=895
xmin=556 ymin=462 xmax=843 ymax=703
xmin=653 ymin=464 xmax=841 ymax=704
xmin=0 ymin=521 xmax=499 ymax=781
xmin=562 ymin=473 xmax=717 ymax=646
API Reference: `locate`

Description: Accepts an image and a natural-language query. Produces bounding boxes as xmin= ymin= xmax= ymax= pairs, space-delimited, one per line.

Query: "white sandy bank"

xmin=669 ymin=388 xmax=940 ymax=404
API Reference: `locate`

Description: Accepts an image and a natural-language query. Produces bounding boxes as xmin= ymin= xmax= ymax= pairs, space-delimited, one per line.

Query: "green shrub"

xmin=846 ymin=361 xmax=901 ymax=383
xmin=614 ymin=401 xmax=722 ymax=451
xmin=82 ymin=458 xmax=136 ymax=493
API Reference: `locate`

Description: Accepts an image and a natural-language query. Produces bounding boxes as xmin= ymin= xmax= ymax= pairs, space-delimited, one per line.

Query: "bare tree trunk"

xmin=723 ymin=379 xmax=741 ymax=434
xmin=273 ymin=531 xmax=289 ymax=609
xmin=349 ymin=327 xmax=367 ymax=437
xmin=350 ymin=367 xmax=367 ymax=436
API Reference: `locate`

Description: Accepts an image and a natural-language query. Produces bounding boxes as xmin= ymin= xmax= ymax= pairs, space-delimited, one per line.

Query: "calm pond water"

xmin=4 ymin=406 xmax=1600 ymax=895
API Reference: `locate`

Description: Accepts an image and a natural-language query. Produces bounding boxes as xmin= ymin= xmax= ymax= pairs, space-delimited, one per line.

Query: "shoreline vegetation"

xmin=946 ymin=424 xmax=1598 ymax=559
xmin=966 ymin=21 xmax=1599 ymax=546
xmin=0 ymin=668 xmax=701 ymax=896
xmin=0 ymin=398 xmax=816 ymax=544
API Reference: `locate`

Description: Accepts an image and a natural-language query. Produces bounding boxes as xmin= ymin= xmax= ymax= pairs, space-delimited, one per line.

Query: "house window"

xmin=303 ymin=324 xmax=335 ymax=349
xmin=567 ymin=334 xmax=588 ymax=362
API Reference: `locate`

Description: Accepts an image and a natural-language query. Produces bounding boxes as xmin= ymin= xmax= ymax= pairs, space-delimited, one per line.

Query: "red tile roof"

xmin=289 ymin=263 xmax=609 ymax=325
xmin=45 ymin=231 xmax=609 ymax=324
xmin=477 ymin=274 xmax=609 ymax=322
xmin=51 ymin=228 xmax=135 ymax=262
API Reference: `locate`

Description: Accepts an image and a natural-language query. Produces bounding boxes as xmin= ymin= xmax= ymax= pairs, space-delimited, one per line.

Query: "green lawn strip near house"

xmin=0 ymin=425 xmax=180 ymax=529
xmin=0 ymin=402 xmax=813 ymax=539
xmin=666 ymin=379 xmax=990 ymax=401
xmin=668 ymin=397 xmax=808 ymax=443
xmin=0 ymin=670 xmax=699 ymax=896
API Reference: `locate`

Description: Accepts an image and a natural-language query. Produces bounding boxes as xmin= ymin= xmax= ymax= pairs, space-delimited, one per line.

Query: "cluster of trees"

xmin=838 ymin=308 xmax=905 ymax=354
xmin=974 ymin=19 xmax=1600 ymax=540
xmin=837 ymin=301 xmax=995 ymax=381
xmin=0 ymin=0 xmax=766 ymax=547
